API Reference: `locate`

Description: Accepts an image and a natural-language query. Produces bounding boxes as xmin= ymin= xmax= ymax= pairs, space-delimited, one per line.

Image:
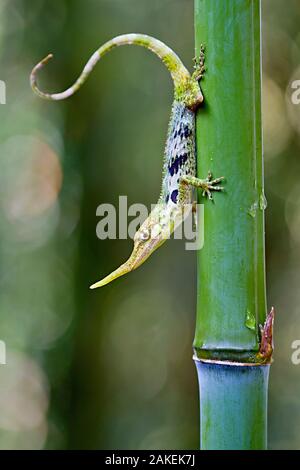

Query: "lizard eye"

xmin=139 ymin=229 xmax=150 ymax=241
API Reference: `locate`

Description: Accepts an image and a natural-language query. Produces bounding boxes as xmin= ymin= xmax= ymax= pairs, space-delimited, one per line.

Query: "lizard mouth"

xmin=89 ymin=236 xmax=163 ymax=289
xmin=89 ymin=261 xmax=132 ymax=289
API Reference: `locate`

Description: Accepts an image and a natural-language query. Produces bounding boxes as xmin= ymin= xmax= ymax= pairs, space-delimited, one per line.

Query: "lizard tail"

xmin=30 ymin=33 xmax=191 ymax=101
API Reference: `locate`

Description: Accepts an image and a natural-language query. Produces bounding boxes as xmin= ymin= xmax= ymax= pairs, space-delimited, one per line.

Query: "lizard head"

xmin=90 ymin=205 xmax=175 ymax=289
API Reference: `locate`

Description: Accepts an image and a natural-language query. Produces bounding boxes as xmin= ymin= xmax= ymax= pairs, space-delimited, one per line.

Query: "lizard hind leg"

xmin=192 ymin=44 xmax=206 ymax=82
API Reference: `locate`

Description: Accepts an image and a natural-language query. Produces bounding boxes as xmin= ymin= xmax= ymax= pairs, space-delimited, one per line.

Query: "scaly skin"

xmin=30 ymin=34 xmax=224 ymax=288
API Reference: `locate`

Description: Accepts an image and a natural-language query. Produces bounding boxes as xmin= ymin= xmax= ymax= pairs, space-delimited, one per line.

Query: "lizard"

xmin=30 ymin=33 xmax=224 ymax=289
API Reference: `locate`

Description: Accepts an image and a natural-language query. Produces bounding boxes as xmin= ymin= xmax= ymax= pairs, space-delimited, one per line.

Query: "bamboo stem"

xmin=195 ymin=362 xmax=269 ymax=450
xmin=194 ymin=0 xmax=270 ymax=450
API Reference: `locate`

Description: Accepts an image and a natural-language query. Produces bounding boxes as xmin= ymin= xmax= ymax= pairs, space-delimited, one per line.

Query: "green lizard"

xmin=30 ymin=34 xmax=224 ymax=288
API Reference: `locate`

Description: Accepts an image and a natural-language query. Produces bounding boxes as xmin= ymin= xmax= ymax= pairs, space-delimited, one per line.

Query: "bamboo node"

xmin=257 ymin=307 xmax=275 ymax=363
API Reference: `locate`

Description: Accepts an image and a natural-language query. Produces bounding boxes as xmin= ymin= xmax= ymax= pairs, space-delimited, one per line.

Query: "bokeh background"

xmin=0 ymin=0 xmax=299 ymax=450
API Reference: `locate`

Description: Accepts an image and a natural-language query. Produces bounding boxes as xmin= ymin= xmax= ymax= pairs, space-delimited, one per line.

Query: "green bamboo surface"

xmin=194 ymin=0 xmax=267 ymax=356
xmin=194 ymin=0 xmax=269 ymax=450
xmin=195 ymin=362 xmax=269 ymax=450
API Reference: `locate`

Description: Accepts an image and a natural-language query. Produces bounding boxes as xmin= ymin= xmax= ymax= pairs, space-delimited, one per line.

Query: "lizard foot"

xmin=192 ymin=44 xmax=206 ymax=81
xmin=201 ymin=171 xmax=225 ymax=201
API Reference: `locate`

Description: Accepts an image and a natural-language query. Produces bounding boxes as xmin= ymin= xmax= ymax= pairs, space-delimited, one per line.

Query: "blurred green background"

xmin=0 ymin=0 xmax=299 ymax=450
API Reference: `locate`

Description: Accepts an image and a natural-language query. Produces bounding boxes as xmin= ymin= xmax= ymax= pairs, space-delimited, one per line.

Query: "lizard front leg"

xmin=179 ymin=171 xmax=225 ymax=202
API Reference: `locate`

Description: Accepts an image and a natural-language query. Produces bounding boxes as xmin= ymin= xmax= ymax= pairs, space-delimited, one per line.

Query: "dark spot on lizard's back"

xmin=171 ymin=189 xmax=178 ymax=203
xmin=168 ymin=152 xmax=188 ymax=176
xmin=181 ymin=152 xmax=188 ymax=164
xmin=184 ymin=125 xmax=192 ymax=138
xmin=165 ymin=194 xmax=169 ymax=203
xmin=168 ymin=159 xmax=178 ymax=176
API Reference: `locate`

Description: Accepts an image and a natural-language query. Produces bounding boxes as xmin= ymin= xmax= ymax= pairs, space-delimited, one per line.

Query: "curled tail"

xmin=30 ymin=33 xmax=192 ymax=102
